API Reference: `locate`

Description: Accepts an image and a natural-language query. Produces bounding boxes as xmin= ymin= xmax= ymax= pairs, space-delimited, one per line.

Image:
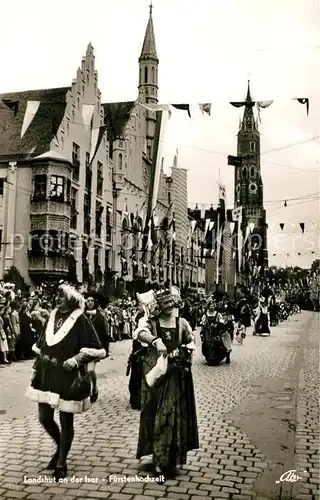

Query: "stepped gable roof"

xmin=0 ymin=87 xmax=69 ymax=159
xmin=102 ymin=101 xmax=135 ymax=144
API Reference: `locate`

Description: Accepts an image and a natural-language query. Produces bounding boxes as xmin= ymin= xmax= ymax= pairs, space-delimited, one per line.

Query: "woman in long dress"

xmin=26 ymin=284 xmax=106 ymax=480
xmin=253 ymin=297 xmax=271 ymax=335
xmin=133 ymin=286 xmax=199 ymax=479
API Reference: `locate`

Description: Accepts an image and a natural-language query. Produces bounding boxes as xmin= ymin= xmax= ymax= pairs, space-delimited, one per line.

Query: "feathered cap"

xmin=57 ymin=283 xmax=85 ymax=311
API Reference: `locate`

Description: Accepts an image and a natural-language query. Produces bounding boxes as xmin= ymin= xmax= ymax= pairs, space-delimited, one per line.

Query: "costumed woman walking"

xmin=253 ymin=296 xmax=271 ymax=335
xmin=26 ymin=284 xmax=106 ymax=481
xmin=133 ymin=286 xmax=199 ymax=480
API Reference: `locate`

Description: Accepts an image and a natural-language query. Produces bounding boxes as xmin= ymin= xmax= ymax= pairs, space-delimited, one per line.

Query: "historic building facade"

xmin=0 ymin=44 xmax=112 ymax=287
xmin=0 ymin=6 xmax=202 ymax=293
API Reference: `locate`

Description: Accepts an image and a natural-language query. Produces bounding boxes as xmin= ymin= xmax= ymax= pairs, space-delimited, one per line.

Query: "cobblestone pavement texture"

xmin=0 ymin=311 xmax=319 ymax=500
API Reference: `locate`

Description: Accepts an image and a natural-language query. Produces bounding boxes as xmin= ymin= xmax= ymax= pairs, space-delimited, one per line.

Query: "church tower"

xmin=138 ymin=3 xmax=159 ymax=157
xmin=235 ymin=81 xmax=268 ymax=267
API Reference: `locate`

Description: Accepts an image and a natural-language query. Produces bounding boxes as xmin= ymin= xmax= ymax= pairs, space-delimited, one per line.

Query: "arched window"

xmin=144 ymin=67 xmax=148 ymax=83
xmin=243 ymin=166 xmax=247 ymax=179
xmin=152 ymin=67 xmax=155 ymax=83
xmin=139 ymin=68 xmax=142 ymax=84
xmin=118 ymin=153 xmax=123 ymax=170
xmin=250 ymin=166 xmax=255 ymax=178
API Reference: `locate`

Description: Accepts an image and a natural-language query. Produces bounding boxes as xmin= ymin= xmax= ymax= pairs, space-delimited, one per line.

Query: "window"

xmin=94 ymin=246 xmax=99 ymax=270
xmin=70 ymin=188 xmax=78 ymax=230
xmin=105 ymin=249 xmax=110 ymax=270
xmin=0 ymin=229 xmax=2 ymax=252
xmin=242 ymin=166 xmax=247 ymax=179
xmin=106 ymin=207 xmax=112 ymax=243
xmin=96 ymin=202 xmax=103 ymax=238
xmin=168 ymin=192 xmax=171 ymax=205
xmin=33 ymin=174 xmax=47 ymax=200
xmin=0 ymin=179 xmax=5 ymax=196
xmin=85 ymin=153 xmax=92 ymax=191
xmin=85 ymin=152 xmax=90 ymax=169
xmin=144 ymin=67 xmax=148 ymax=83
xmin=65 ymin=179 xmax=71 ymax=202
xmin=72 ymin=142 xmax=80 ymax=182
xmin=118 ymin=153 xmax=123 ymax=170
xmin=152 ymin=67 xmax=155 ymax=83
xmin=250 ymin=166 xmax=255 ymax=178
xmin=50 ymin=175 xmax=64 ymax=200
xmin=84 ymin=193 xmax=91 ymax=234
xmin=250 ymin=142 xmax=255 ymax=152
xmin=97 ymin=161 xmax=103 ymax=196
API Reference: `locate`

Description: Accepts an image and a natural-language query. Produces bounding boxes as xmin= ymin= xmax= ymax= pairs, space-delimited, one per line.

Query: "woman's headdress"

xmin=155 ymin=285 xmax=182 ymax=308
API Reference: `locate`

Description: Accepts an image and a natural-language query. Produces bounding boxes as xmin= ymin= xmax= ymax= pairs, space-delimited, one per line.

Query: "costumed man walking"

xmin=26 ymin=284 xmax=106 ymax=481
xmin=133 ymin=286 xmax=199 ymax=480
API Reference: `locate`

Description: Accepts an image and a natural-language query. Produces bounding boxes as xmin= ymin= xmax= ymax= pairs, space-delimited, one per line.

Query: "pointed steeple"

xmin=245 ymin=80 xmax=252 ymax=103
xmin=139 ymin=3 xmax=158 ymax=62
xmin=240 ymin=80 xmax=257 ymax=132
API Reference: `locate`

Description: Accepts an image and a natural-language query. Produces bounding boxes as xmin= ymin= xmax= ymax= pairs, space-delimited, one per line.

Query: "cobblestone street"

xmin=0 ymin=311 xmax=319 ymax=500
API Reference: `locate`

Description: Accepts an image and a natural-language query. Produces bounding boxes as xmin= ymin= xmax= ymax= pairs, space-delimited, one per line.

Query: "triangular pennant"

xmin=199 ymin=103 xmax=211 ymax=116
xmin=51 ymin=102 xmax=67 ymax=143
xmin=89 ymin=126 xmax=107 ymax=165
xmin=89 ymin=127 xmax=100 ymax=162
xmin=191 ymin=220 xmax=197 ymax=234
xmin=299 ymin=223 xmax=305 ymax=234
xmin=249 ymin=222 xmax=255 ymax=233
xmin=204 ymin=219 xmax=210 ymax=238
xmin=172 ymin=104 xmax=191 ymax=117
xmin=230 ymin=101 xmax=245 ymax=108
xmin=21 ymin=101 xmax=40 ymax=139
xmin=296 ymin=98 xmax=309 ymax=116
xmin=209 ymin=221 xmax=215 ymax=232
xmin=257 ymin=100 xmax=274 ymax=109
xmin=82 ymin=104 xmax=95 ymax=127
xmin=229 ymin=222 xmax=235 ymax=235
xmin=280 ymin=223 xmax=285 ymax=231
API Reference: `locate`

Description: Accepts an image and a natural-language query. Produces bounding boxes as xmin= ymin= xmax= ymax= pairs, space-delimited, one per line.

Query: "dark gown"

xmin=255 ymin=307 xmax=270 ymax=334
xmin=136 ymin=317 xmax=199 ymax=473
xmin=127 ymin=340 xmax=146 ymax=410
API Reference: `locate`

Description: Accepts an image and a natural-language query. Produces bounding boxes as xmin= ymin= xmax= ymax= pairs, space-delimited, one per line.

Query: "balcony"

xmin=28 ymin=252 xmax=69 ymax=281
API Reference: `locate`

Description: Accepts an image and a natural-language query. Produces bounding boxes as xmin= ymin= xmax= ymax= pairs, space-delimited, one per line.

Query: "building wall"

xmin=13 ymin=165 xmax=32 ymax=284
xmin=49 ymin=44 xmax=113 ymax=284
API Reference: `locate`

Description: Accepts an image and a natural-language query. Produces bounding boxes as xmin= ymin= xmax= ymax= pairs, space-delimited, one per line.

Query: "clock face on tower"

xmin=249 ymin=182 xmax=258 ymax=193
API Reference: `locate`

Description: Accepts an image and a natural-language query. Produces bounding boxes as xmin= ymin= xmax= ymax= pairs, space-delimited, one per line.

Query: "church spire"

xmin=139 ymin=3 xmax=158 ymax=63
xmin=245 ymin=80 xmax=252 ymax=103
xmin=240 ymin=80 xmax=257 ymax=132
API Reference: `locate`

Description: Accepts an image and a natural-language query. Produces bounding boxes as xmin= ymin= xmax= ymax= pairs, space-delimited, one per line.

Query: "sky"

xmin=0 ymin=0 xmax=319 ymax=268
